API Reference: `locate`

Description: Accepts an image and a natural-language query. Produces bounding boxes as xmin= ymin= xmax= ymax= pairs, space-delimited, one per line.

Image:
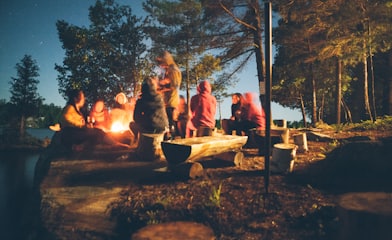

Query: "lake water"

xmin=0 ymin=128 xmax=54 ymax=240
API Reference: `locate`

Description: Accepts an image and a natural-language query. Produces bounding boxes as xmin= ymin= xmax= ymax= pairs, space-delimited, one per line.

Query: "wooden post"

xmin=271 ymin=143 xmax=297 ymax=173
xmin=136 ymin=133 xmax=164 ymax=161
xmin=293 ymin=133 xmax=308 ymax=152
xmin=338 ymin=192 xmax=392 ymax=240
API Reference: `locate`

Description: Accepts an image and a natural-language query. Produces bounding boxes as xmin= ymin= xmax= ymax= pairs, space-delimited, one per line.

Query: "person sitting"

xmin=237 ymin=92 xmax=266 ymax=135
xmin=59 ymin=89 xmax=130 ymax=153
xmin=176 ymin=95 xmax=189 ymax=138
xmin=187 ymin=80 xmax=217 ymax=137
xmin=89 ymin=99 xmax=111 ymax=132
xmin=129 ymin=76 xmax=169 ymax=140
xmin=110 ymin=92 xmax=135 ymax=132
xmin=221 ymin=93 xmax=247 ymax=135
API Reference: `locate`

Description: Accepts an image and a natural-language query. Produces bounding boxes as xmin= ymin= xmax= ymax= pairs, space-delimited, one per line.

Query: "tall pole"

xmin=264 ymin=1 xmax=272 ymax=193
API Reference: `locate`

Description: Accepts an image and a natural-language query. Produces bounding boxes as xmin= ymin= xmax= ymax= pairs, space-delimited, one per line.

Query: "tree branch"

xmin=218 ymin=0 xmax=256 ymax=31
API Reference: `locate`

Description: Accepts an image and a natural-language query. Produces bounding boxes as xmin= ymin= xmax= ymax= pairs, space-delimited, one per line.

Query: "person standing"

xmin=156 ymin=50 xmax=182 ymax=139
xmin=188 ymin=80 xmax=217 ymax=137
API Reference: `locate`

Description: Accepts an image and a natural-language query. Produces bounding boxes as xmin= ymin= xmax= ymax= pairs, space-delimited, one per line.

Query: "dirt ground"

xmin=104 ymin=129 xmax=392 ymax=240
xmin=36 ymin=128 xmax=392 ymax=240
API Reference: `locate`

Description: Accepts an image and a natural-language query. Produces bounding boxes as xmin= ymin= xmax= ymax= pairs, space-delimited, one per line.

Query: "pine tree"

xmin=9 ymin=55 xmax=44 ymax=138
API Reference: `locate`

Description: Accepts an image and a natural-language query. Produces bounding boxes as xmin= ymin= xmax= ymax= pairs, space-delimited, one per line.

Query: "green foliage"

xmin=145 ymin=210 xmax=160 ymax=224
xmin=350 ymin=115 xmax=392 ymax=131
xmin=37 ymin=103 xmax=62 ymax=128
xmin=144 ymin=0 xmax=219 ymax=101
xmin=56 ymin=0 xmax=147 ymax=107
xmin=9 ymin=55 xmax=44 ymax=117
xmin=273 ymin=0 xmax=392 ymax=124
xmin=207 ymin=182 xmax=223 ymax=208
xmin=286 ymin=120 xmax=305 ymax=129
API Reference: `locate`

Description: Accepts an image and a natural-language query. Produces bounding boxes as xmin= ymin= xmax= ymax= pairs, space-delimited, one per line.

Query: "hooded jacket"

xmin=190 ymin=80 xmax=217 ymax=129
xmin=133 ymin=78 xmax=169 ymax=133
xmin=243 ymin=92 xmax=266 ymax=130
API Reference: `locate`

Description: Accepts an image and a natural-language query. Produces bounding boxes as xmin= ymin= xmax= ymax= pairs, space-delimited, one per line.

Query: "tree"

xmin=273 ymin=0 xmax=392 ymax=124
xmin=144 ymin=0 xmax=266 ymax=106
xmin=143 ymin=0 xmax=220 ymax=104
xmin=203 ymin=0 xmax=267 ymax=105
xmin=37 ymin=103 xmax=62 ymax=128
xmin=56 ymin=0 xmax=147 ymax=107
xmin=9 ymin=55 xmax=44 ymax=137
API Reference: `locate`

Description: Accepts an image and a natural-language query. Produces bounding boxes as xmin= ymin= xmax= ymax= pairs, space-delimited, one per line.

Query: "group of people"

xmin=57 ymin=89 xmax=131 ymax=153
xmin=130 ymin=50 xmax=217 ymax=140
xmin=221 ymin=92 xmax=266 ymax=136
xmin=55 ymin=50 xmax=265 ymax=153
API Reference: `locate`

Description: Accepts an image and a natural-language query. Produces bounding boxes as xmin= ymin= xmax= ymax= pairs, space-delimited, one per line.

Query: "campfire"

xmin=110 ymin=121 xmax=129 ymax=133
xmin=108 ymin=117 xmax=134 ymax=145
xmin=109 ymin=107 xmax=133 ymax=133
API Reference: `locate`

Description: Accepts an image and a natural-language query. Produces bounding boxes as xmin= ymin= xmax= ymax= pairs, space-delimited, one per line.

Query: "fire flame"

xmin=111 ymin=121 xmax=128 ymax=132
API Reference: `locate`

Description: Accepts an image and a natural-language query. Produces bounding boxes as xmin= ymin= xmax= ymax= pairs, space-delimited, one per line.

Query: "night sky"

xmin=0 ymin=0 xmax=302 ymax=121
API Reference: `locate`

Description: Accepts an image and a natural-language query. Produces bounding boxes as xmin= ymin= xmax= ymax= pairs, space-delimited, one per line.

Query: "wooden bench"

xmin=160 ymin=135 xmax=248 ymax=178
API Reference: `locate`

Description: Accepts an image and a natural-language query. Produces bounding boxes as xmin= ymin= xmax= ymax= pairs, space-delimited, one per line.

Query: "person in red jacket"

xmin=238 ymin=92 xmax=266 ymax=134
xmin=187 ymin=80 xmax=217 ymax=137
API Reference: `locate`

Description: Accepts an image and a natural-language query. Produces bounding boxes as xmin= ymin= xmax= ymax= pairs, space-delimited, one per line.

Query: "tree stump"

xmin=293 ymin=133 xmax=308 ymax=152
xmin=253 ymin=127 xmax=290 ymax=154
xmin=136 ymin=133 xmax=164 ymax=161
xmin=171 ymin=162 xmax=204 ymax=179
xmin=338 ymin=192 xmax=392 ymax=240
xmin=131 ymin=221 xmax=215 ymax=240
xmin=271 ymin=143 xmax=297 ymax=173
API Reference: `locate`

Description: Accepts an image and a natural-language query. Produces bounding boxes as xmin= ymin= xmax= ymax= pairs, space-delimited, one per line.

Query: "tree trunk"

xmin=252 ymin=1 xmax=266 ymax=108
xmin=185 ymin=39 xmax=191 ymax=107
xmin=342 ymin=99 xmax=353 ymax=123
xmin=388 ymin=50 xmax=392 ymax=115
xmin=310 ymin=64 xmax=317 ymax=125
xmin=318 ymin=94 xmax=324 ymax=122
xmin=368 ymin=22 xmax=377 ymax=120
xmin=299 ymin=93 xmax=307 ymax=128
xmin=362 ymin=53 xmax=373 ymax=121
xmin=369 ymin=50 xmax=377 ymax=120
xmin=19 ymin=115 xmax=25 ymax=140
xmin=336 ymin=58 xmax=342 ymax=125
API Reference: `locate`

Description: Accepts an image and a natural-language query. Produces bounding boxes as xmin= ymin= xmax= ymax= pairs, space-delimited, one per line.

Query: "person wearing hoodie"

xmin=156 ymin=50 xmax=182 ymax=139
xmin=130 ymin=76 xmax=169 ymax=141
xmin=187 ymin=80 xmax=217 ymax=137
xmin=239 ymin=92 xmax=266 ymax=134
